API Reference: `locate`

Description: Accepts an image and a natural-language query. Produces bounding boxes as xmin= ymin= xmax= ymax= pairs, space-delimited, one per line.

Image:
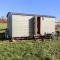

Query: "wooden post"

xmin=57 ymin=35 xmax=58 ymax=40
xmin=56 ymin=31 xmax=59 ymax=40
xmin=41 ymin=36 xmax=44 ymax=42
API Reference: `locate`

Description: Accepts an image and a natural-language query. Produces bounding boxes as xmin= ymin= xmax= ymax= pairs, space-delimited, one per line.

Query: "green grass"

xmin=0 ymin=23 xmax=7 ymax=30
xmin=0 ymin=38 xmax=60 ymax=60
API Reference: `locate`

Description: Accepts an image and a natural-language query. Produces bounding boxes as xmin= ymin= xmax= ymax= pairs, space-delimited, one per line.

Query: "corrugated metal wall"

xmin=41 ymin=17 xmax=55 ymax=35
xmin=12 ymin=15 xmax=34 ymax=37
xmin=7 ymin=13 xmax=12 ymax=38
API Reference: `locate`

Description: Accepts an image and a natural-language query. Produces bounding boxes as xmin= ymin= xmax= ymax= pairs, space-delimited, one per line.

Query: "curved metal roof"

xmin=7 ymin=12 xmax=56 ymax=18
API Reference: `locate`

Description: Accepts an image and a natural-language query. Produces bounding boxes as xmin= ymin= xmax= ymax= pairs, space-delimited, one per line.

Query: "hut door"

xmin=37 ymin=17 xmax=40 ymax=34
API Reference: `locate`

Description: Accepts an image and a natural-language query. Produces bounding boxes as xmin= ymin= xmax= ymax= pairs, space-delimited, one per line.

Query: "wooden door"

xmin=37 ymin=17 xmax=40 ymax=34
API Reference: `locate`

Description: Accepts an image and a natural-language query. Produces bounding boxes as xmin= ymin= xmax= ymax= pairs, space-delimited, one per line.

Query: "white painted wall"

xmin=41 ymin=17 xmax=55 ymax=35
xmin=12 ymin=15 xmax=34 ymax=37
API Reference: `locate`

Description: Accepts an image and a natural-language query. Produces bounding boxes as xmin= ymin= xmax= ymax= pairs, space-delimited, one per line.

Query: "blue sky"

xmin=0 ymin=0 xmax=60 ymax=20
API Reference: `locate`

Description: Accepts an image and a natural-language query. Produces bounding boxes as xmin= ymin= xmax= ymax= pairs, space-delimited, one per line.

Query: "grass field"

xmin=0 ymin=23 xmax=60 ymax=60
xmin=0 ymin=38 xmax=60 ymax=60
xmin=0 ymin=23 xmax=7 ymax=30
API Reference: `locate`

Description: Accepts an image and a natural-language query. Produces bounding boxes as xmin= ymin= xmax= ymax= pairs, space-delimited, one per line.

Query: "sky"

xmin=0 ymin=0 xmax=60 ymax=21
